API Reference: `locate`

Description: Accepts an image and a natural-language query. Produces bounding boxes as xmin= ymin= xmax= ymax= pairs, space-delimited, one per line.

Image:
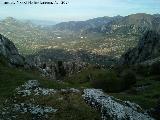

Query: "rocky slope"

xmin=0 ymin=34 xmax=25 ymax=66
xmin=83 ymin=89 xmax=154 ymax=120
xmin=1 ymin=79 xmax=156 ymax=120
xmin=120 ymin=30 xmax=160 ymax=64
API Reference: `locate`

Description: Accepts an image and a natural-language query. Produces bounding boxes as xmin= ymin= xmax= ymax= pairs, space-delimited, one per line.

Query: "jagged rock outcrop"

xmin=33 ymin=58 xmax=87 ymax=80
xmin=0 ymin=34 xmax=25 ymax=66
xmin=121 ymin=31 xmax=160 ymax=64
xmin=83 ymin=89 xmax=154 ymax=120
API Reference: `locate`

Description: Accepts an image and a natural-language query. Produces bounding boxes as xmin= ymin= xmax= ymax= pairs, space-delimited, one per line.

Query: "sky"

xmin=0 ymin=0 xmax=160 ymax=22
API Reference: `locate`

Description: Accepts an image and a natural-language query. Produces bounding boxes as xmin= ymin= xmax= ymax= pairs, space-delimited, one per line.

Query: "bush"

xmin=0 ymin=55 xmax=9 ymax=66
xmin=57 ymin=61 xmax=66 ymax=77
xmin=120 ymin=69 xmax=137 ymax=89
xmin=133 ymin=65 xmax=150 ymax=76
xmin=91 ymin=70 xmax=123 ymax=92
xmin=150 ymin=61 xmax=160 ymax=75
xmin=90 ymin=69 xmax=137 ymax=92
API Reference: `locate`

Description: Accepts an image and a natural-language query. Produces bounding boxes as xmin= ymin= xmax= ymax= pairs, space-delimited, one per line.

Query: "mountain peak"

xmin=4 ymin=17 xmax=17 ymax=21
xmin=2 ymin=17 xmax=20 ymax=24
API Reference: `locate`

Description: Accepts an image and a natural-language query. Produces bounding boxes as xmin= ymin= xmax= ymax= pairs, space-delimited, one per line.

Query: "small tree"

xmin=58 ymin=61 xmax=66 ymax=77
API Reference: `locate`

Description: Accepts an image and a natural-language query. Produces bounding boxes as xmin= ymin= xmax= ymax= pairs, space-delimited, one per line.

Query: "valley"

xmin=0 ymin=13 xmax=160 ymax=120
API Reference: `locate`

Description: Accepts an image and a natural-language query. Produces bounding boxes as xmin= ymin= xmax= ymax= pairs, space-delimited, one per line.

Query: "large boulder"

xmin=0 ymin=34 xmax=25 ymax=66
xmin=83 ymin=89 xmax=154 ymax=120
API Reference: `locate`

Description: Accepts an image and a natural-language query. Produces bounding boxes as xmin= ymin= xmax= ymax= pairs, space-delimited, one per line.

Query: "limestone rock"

xmin=83 ymin=89 xmax=154 ymax=120
xmin=16 ymin=80 xmax=57 ymax=96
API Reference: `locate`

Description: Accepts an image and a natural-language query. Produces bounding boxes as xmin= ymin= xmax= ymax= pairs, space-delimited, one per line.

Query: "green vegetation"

xmin=91 ymin=69 xmax=137 ymax=92
xmin=0 ymin=63 xmax=101 ymax=119
xmin=0 ymin=65 xmax=68 ymax=98
xmin=111 ymin=65 xmax=160 ymax=109
xmin=65 ymin=66 xmax=137 ymax=92
xmin=13 ymin=92 xmax=100 ymax=120
xmin=0 ymin=57 xmax=160 ymax=119
xmin=0 ymin=55 xmax=9 ymax=67
xmin=1 ymin=13 xmax=160 ymax=119
xmin=150 ymin=61 xmax=160 ymax=75
xmin=64 ymin=64 xmax=160 ymax=110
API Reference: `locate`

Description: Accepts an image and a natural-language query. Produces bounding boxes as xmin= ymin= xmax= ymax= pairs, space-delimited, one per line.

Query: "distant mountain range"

xmin=53 ymin=13 xmax=160 ymax=35
xmin=52 ymin=16 xmax=123 ymax=33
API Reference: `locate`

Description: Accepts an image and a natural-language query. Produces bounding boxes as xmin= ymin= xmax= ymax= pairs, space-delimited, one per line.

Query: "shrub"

xmin=120 ymin=69 xmax=136 ymax=89
xmin=57 ymin=61 xmax=66 ymax=77
xmin=0 ymin=55 xmax=9 ymax=66
xmin=150 ymin=61 xmax=160 ymax=75
xmin=90 ymin=69 xmax=137 ymax=92
xmin=133 ymin=65 xmax=150 ymax=76
xmin=91 ymin=70 xmax=125 ymax=92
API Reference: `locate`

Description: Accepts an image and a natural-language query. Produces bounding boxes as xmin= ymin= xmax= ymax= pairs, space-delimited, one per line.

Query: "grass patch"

xmin=34 ymin=93 xmax=101 ymax=120
xmin=0 ymin=64 xmax=101 ymax=119
xmin=111 ymin=78 xmax=160 ymax=109
xmin=65 ymin=66 xmax=137 ymax=92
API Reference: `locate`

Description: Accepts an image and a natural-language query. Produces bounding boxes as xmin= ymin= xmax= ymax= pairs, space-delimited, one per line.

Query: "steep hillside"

xmin=121 ymin=30 xmax=160 ymax=64
xmin=0 ymin=34 xmax=25 ymax=66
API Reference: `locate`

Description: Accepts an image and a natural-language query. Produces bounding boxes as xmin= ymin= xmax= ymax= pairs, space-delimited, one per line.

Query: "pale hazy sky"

xmin=0 ymin=0 xmax=160 ymax=22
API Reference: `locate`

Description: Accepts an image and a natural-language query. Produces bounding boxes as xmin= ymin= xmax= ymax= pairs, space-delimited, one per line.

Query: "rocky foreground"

xmin=0 ymin=80 xmax=81 ymax=120
xmin=82 ymin=89 xmax=155 ymax=120
xmin=0 ymin=80 xmax=156 ymax=120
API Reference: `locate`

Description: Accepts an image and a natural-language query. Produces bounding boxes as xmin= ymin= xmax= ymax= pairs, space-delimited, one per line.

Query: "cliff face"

xmin=0 ymin=34 xmax=25 ymax=66
xmin=121 ymin=31 xmax=160 ymax=64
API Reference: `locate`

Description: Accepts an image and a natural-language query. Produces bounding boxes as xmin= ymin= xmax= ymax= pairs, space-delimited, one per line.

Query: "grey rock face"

xmin=0 ymin=79 xmax=81 ymax=119
xmin=121 ymin=31 xmax=160 ymax=64
xmin=33 ymin=59 xmax=87 ymax=80
xmin=15 ymin=80 xmax=80 ymax=97
xmin=0 ymin=34 xmax=25 ymax=66
xmin=13 ymin=103 xmax=57 ymax=117
xmin=16 ymin=80 xmax=57 ymax=96
xmin=83 ymin=89 xmax=154 ymax=120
